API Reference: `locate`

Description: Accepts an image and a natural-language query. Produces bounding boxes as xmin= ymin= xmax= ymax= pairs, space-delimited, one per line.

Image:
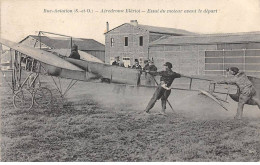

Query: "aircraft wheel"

xmin=13 ymin=89 xmax=34 ymax=110
xmin=34 ymin=87 xmax=52 ymax=108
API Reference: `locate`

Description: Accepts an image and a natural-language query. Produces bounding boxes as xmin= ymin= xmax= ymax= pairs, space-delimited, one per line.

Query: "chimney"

xmin=130 ymin=20 xmax=138 ymax=26
xmin=106 ymin=22 xmax=109 ymax=32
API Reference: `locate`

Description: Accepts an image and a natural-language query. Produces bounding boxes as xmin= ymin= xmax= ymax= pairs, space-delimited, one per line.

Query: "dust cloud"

xmin=61 ymin=80 xmax=259 ymax=120
xmin=2 ymin=72 xmax=259 ymax=120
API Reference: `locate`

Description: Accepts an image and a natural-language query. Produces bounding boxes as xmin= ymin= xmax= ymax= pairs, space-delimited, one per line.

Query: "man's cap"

xmin=134 ymin=59 xmax=139 ymax=62
xmin=163 ymin=62 xmax=172 ymax=68
xmin=227 ymin=67 xmax=239 ymax=74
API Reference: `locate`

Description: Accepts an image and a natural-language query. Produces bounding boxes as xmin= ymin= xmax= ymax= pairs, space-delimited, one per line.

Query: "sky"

xmin=1 ymin=0 xmax=260 ymax=44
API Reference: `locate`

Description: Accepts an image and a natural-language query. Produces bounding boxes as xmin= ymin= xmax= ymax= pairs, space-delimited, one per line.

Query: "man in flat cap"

xmin=215 ymin=67 xmax=260 ymax=119
xmin=144 ymin=62 xmax=182 ymax=115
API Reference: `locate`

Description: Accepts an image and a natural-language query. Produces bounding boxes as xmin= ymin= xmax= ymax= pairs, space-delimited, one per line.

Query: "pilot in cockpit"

xmin=69 ymin=44 xmax=80 ymax=59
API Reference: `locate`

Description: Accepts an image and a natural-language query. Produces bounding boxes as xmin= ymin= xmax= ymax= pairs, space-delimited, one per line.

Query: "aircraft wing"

xmin=47 ymin=49 xmax=104 ymax=63
xmin=0 ymin=38 xmax=87 ymax=80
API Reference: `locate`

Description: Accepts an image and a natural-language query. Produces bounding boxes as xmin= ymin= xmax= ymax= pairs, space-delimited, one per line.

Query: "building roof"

xmin=149 ymin=32 xmax=260 ymax=46
xmin=105 ymin=23 xmax=196 ymax=36
xmin=137 ymin=24 xmax=197 ymax=35
xmin=20 ymin=35 xmax=105 ymax=51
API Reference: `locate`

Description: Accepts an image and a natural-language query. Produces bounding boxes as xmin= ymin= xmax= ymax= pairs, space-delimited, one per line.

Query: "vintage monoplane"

xmin=0 ymin=33 xmax=259 ymax=112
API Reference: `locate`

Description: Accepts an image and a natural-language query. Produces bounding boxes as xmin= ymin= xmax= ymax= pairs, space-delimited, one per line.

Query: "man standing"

xmin=143 ymin=60 xmax=150 ymax=71
xmin=69 ymin=44 xmax=80 ymax=59
xmin=144 ymin=62 xmax=182 ymax=115
xmin=143 ymin=60 xmax=158 ymax=86
xmin=148 ymin=61 xmax=157 ymax=73
xmin=216 ymin=67 xmax=260 ymax=119
xmin=132 ymin=59 xmax=142 ymax=70
xmin=112 ymin=56 xmax=120 ymax=66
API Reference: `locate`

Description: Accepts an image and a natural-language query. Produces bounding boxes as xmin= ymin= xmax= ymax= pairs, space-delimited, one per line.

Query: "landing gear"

xmin=13 ymin=88 xmax=34 ymax=109
xmin=13 ymin=87 xmax=53 ymax=110
xmin=34 ymin=87 xmax=52 ymax=108
xmin=12 ymin=72 xmax=53 ymax=110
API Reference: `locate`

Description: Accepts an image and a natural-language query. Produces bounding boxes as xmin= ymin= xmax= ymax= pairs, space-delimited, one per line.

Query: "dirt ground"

xmin=1 ymin=73 xmax=260 ymax=162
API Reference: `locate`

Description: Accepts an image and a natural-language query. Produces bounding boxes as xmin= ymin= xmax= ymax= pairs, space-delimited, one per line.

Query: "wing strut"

xmin=50 ymin=76 xmax=63 ymax=97
xmin=62 ymin=79 xmax=78 ymax=97
xmin=40 ymin=63 xmax=78 ymax=98
xmin=49 ymin=75 xmax=78 ymax=98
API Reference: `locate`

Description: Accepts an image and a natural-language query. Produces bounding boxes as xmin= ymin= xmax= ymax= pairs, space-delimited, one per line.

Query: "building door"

xmin=110 ymin=57 xmax=115 ymax=65
xmin=122 ymin=57 xmax=131 ymax=67
xmin=139 ymin=57 xmax=144 ymax=67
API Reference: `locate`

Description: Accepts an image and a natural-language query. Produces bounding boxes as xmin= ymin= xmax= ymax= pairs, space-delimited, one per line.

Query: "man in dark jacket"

xmin=148 ymin=61 xmax=157 ymax=73
xmin=144 ymin=62 xmax=181 ymax=114
xmin=143 ymin=60 xmax=150 ymax=71
xmin=69 ymin=44 xmax=80 ymax=59
xmin=143 ymin=60 xmax=158 ymax=86
xmin=112 ymin=56 xmax=120 ymax=66
xmin=132 ymin=59 xmax=142 ymax=70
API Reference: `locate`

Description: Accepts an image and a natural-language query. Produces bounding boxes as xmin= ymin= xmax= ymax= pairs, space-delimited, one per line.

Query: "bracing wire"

xmin=51 ymin=76 xmax=63 ymax=97
xmin=40 ymin=63 xmax=63 ymax=97
xmin=62 ymin=79 xmax=78 ymax=97
xmin=58 ymin=77 xmax=62 ymax=94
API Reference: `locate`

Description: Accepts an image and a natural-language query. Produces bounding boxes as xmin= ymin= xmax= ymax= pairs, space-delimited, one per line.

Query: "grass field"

xmin=1 ymin=72 xmax=260 ymax=161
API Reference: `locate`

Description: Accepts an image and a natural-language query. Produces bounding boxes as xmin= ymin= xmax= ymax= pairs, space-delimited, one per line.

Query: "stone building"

xmin=105 ymin=20 xmax=260 ymax=77
xmin=104 ymin=20 xmax=196 ymax=67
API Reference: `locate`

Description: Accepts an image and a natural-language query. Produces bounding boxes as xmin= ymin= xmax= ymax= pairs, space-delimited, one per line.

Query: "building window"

xmin=139 ymin=36 xmax=143 ymax=46
xmin=111 ymin=38 xmax=114 ymax=47
xmin=122 ymin=57 xmax=131 ymax=67
xmin=124 ymin=37 xmax=128 ymax=46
